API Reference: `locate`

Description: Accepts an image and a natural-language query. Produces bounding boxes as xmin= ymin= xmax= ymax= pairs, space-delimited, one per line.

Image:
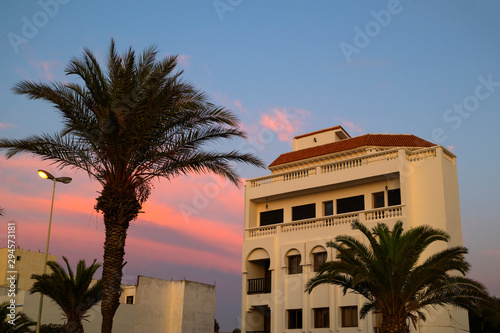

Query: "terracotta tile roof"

xmin=269 ymin=134 xmax=436 ymax=167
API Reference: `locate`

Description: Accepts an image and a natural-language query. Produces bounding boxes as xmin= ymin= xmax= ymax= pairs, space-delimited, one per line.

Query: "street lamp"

xmin=35 ymin=169 xmax=72 ymax=333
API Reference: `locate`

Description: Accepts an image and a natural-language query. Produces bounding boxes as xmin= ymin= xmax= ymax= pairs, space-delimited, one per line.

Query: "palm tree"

xmin=0 ymin=302 xmax=35 ymax=333
xmin=0 ymin=39 xmax=264 ymax=333
xmin=306 ymin=221 xmax=488 ymax=333
xmin=30 ymin=257 xmax=102 ymax=333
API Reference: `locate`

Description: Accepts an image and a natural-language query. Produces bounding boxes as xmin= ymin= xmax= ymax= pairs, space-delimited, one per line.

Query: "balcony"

xmin=247 ymin=146 xmax=454 ymax=190
xmin=246 ymin=205 xmax=404 ymax=239
xmin=247 ymin=277 xmax=271 ymax=294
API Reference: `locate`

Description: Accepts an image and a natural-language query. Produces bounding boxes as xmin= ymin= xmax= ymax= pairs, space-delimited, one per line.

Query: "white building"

xmin=241 ymin=126 xmax=469 ymax=333
xmin=0 ymin=248 xmax=215 ymax=333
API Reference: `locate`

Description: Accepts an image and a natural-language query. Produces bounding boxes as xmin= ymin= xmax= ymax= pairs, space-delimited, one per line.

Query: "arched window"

xmin=311 ymin=246 xmax=327 ymax=272
xmin=287 ymin=249 xmax=302 ymax=274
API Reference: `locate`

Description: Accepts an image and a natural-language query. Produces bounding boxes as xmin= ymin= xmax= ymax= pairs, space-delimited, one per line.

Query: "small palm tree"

xmin=0 ymin=302 xmax=35 ymax=333
xmin=306 ymin=221 xmax=488 ymax=333
xmin=30 ymin=257 xmax=102 ymax=333
xmin=0 ymin=39 xmax=264 ymax=332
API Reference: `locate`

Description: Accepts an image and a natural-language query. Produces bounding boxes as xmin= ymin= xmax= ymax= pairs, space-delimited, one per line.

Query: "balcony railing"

xmin=248 ymin=146 xmax=449 ymax=188
xmin=247 ymin=277 xmax=271 ymax=294
xmin=246 ymin=205 xmax=404 ymax=239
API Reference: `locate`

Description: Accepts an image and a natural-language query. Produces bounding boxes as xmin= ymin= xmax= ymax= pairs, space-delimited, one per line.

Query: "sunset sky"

xmin=1 ymin=1 xmax=500 ymax=330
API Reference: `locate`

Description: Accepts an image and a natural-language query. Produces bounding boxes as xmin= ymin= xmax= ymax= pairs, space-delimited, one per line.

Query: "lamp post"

xmin=36 ymin=169 xmax=72 ymax=333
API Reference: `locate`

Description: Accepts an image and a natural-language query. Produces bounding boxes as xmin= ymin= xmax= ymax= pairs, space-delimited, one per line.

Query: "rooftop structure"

xmin=0 ymin=248 xmax=215 ymax=333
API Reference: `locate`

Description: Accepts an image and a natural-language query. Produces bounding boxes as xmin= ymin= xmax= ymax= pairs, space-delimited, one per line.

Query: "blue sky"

xmin=1 ymin=1 xmax=499 ymax=330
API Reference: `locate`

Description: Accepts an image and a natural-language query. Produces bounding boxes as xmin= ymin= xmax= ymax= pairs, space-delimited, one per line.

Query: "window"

xmin=388 ymin=189 xmax=401 ymax=206
xmin=337 ymin=195 xmax=365 ymax=214
xmin=14 ymin=274 xmax=19 ymax=294
xmin=292 ymin=203 xmax=316 ymax=221
xmin=341 ymin=306 xmax=358 ymax=327
xmin=324 ymin=201 xmax=333 ymax=216
xmin=260 ymin=209 xmax=284 ymax=226
xmin=126 ymin=296 xmax=134 ymax=304
xmin=373 ymin=192 xmax=384 ymax=208
xmin=288 ymin=255 xmax=302 ymax=274
xmin=288 ymin=309 xmax=302 ymax=329
xmin=314 ymin=308 xmax=329 ymax=328
xmin=313 ymin=252 xmax=327 ymax=272
xmin=16 ymin=256 xmax=21 ymax=261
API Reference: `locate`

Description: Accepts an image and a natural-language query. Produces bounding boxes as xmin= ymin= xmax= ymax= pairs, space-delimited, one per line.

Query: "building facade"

xmin=241 ymin=126 xmax=469 ymax=333
xmin=0 ymin=248 xmax=57 ymax=292
xmin=0 ymin=249 xmax=216 ymax=333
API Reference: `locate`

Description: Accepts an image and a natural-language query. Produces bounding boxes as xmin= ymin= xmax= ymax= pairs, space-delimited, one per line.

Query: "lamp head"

xmin=38 ymin=170 xmax=55 ymax=180
xmin=38 ymin=170 xmax=72 ymax=184
xmin=56 ymin=177 xmax=72 ymax=184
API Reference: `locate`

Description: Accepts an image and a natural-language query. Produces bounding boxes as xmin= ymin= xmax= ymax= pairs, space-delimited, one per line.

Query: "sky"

xmin=1 ymin=0 xmax=499 ymax=331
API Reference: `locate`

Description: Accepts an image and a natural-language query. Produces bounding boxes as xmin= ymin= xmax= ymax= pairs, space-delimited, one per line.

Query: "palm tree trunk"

xmin=65 ymin=318 xmax=84 ymax=333
xmin=380 ymin=314 xmax=409 ymax=333
xmin=97 ymin=185 xmax=140 ymax=333
xmin=100 ymin=219 xmax=128 ymax=333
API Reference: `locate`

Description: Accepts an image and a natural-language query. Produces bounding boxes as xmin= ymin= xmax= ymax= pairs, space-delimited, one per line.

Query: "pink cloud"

xmin=212 ymin=92 xmax=234 ymax=109
xmin=139 ymin=175 xmax=244 ymax=253
xmin=29 ymin=59 xmax=60 ymax=80
xmin=260 ymin=107 xmax=310 ymax=142
xmin=177 ymin=54 xmax=191 ymax=68
xmin=12 ymin=220 xmax=241 ymax=274
xmin=126 ymin=236 xmax=240 ymax=273
xmin=0 ymin=155 xmax=244 ymax=273
xmin=339 ymin=118 xmax=363 ymax=136
xmin=0 ymin=123 xmax=14 ymax=129
xmin=234 ymin=100 xmax=248 ymax=114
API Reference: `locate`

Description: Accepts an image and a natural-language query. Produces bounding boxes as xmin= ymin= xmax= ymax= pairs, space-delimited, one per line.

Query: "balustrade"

xmin=249 ymin=147 xmax=439 ymax=188
xmin=248 ymin=226 xmax=276 ymax=238
xmin=247 ymin=206 xmax=404 ymax=239
xmin=365 ymin=206 xmax=403 ymax=221
xmin=247 ymin=277 xmax=271 ymax=294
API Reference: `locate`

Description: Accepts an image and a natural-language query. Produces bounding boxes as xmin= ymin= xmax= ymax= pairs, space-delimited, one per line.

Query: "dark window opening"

xmin=254 ymin=306 xmax=271 ymax=333
xmin=313 ymin=252 xmax=327 ymax=272
xmin=288 ymin=255 xmax=302 ymax=274
xmin=388 ymin=189 xmax=401 ymax=206
xmin=373 ymin=192 xmax=384 ymax=208
xmin=337 ymin=195 xmax=365 ymax=214
xmin=16 ymin=256 xmax=21 ymax=261
xmin=247 ymin=260 xmax=271 ymax=294
xmin=287 ymin=309 xmax=303 ymax=329
xmin=126 ymin=296 xmax=134 ymax=304
xmin=292 ymin=203 xmax=316 ymax=221
xmin=314 ymin=308 xmax=329 ymax=328
xmin=260 ymin=209 xmax=284 ymax=226
xmin=324 ymin=201 xmax=333 ymax=216
xmin=341 ymin=306 xmax=358 ymax=327
xmin=15 ymin=274 xmax=19 ymax=294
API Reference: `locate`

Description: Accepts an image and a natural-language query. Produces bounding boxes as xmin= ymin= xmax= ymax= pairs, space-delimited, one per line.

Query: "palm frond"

xmin=30 ymin=257 xmax=102 ymax=324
